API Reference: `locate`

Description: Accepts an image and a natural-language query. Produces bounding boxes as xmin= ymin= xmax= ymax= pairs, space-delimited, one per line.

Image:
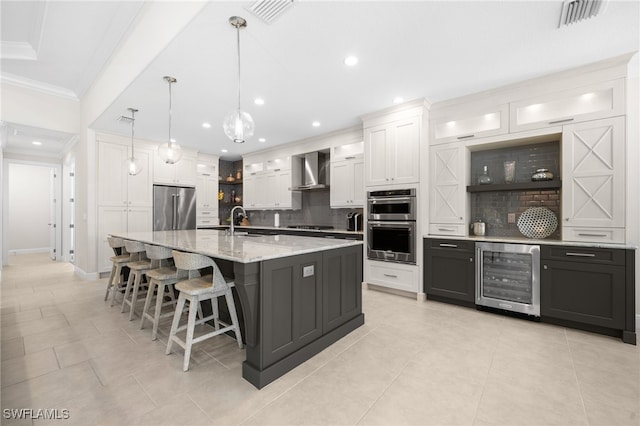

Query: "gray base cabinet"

xmin=540 ymin=245 xmax=635 ymax=343
xmin=424 ymin=238 xmax=475 ymax=305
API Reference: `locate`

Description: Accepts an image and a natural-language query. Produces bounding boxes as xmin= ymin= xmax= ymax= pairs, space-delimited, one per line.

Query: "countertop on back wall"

xmin=424 ymin=234 xmax=638 ymax=250
xmin=201 ymin=225 xmax=364 ymax=238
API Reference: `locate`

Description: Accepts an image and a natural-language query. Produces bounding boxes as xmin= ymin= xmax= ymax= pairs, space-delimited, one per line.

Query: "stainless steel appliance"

xmin=346 ymin=212 xmax=362 ymax=232
xmin=367 ymin=188 xmax=416 ymax=221
xmin=153 ymin=185 xmax=196 ymax=231
xmin=367 ymin=189 xmax=417 ymax=264
xmin=476 ymin=242 xmax=540 ymax=316
xmin=289 ymin=151 xmax=329 ymax=191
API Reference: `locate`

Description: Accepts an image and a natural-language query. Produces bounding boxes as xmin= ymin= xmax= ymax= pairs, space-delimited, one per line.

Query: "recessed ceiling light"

xmin=202 ymin=122 xmax=211 ymax=128
xmin=254 ymin=98 xmax=265 ymax=105
xmin=312 ymin=121 xmax=321 ymax=127
xmin=344 ymin=56 xmax=358 ymax=66
xmin=221 ymin=149 xmax=228 ymax=153
xmin=393 ymin=97 xmax=404 ymax=104
xmin=32 ymin=141 xmax=42 ymax=146
xmin=258 ymin=138 xmax=266 ymax=143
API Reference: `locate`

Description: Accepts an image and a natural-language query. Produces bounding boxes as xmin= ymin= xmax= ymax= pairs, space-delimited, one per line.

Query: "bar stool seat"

xmin=104 ymin=237 xmax=130 ymax=307
xmin=121 ymin=240 xmax=154 ymax=321
xmin=165 ymin=250 xmax=243 ymax=371
xmin=140 ymin=244 xmax=184 ymax=340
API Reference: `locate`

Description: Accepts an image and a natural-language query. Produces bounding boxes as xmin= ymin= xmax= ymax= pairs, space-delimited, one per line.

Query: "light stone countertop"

xmin=111 ymin=229 xmax=364 ymax=263
xmin=424 ymin=234 xmax=638 ymax=250
xmin=202 ymin=224 xmax=364 ymax=236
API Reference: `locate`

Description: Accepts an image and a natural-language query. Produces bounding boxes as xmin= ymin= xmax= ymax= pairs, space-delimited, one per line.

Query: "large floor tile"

xmin=1 ymin=348 xmax=60 ymax=387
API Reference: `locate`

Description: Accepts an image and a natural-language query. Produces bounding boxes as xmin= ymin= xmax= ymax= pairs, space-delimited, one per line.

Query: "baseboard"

xmin=9 ymin=248 xmax=49 ymax=255
xmin=73 ymin=265 xmax=99 ymax=281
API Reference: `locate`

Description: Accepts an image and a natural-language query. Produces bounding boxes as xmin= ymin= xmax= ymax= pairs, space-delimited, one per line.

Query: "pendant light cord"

xmin=236 ymin=24 xmax=242 ymax=111
xmin=168 ymin=80 xmax=173 ymax=147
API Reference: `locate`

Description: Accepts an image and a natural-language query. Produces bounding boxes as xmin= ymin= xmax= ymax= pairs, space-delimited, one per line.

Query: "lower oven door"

xmin=367 ymin=221 xmax=416 ymax=264
xmin=476 ymin=242 xmax=540 ymax=316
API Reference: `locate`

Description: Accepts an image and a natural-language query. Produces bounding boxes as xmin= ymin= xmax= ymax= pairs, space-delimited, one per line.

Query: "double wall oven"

xmin=367 ymin=189 xmax=416 ymax=264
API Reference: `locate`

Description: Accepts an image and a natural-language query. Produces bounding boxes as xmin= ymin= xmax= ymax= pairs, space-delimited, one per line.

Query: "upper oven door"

xmin=367 ymin=196 xmax=416 ymax=221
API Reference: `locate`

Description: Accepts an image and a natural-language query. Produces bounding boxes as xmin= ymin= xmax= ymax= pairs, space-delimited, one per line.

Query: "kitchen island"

xmin=110 ymin=229 xmax=364 ymax=388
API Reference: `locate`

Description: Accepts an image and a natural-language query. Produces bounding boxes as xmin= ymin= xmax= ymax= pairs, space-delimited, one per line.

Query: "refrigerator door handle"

xmin=172 ymin=194 xmax=178 ymax=230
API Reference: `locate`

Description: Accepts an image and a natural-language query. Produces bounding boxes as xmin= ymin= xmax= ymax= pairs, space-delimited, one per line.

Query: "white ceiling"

xmin=1 ymin=1 xmax=639 ymax=160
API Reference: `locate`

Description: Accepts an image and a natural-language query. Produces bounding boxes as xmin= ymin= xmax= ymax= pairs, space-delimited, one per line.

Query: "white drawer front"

xmin=563 ymin=227 xmax=625 ymax=244
xmin=428 ymin=223 xmax=467 ymax=236
xmin=367 ymin=262 xmax=417 ymax=293
xmin=197 ymin=217 xmax=218 ymax=227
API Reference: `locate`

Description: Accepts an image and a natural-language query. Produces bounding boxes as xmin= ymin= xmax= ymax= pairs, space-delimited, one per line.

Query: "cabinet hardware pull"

xmin=548 ymin=118 xmax=574 ymax=125
xmin=544 ymin=265 xmax=548 ymax=269
xmin=566 ymin=252 xmax=596 ymax=257
xmin=577 ymin=233 xmax=607 ymax=237
xmin=345 ymin=156 xmax=356 ymax=160
xmin=469 ymin=258 xmax=473 ymax=262
xmin=274 ymin=168 xmax=281 ymax=171
xmin=383 ymin=273 xmax=398 ymax=278
xmin=457 ymin=134 xmax=475 ymax=139
xmin=202 ymin=173 xmax=210 ymax=176
xmin=438 ymin=228 xmax=454 ymax=232
xmin=439 ymin=243 xmax=458 ymax=248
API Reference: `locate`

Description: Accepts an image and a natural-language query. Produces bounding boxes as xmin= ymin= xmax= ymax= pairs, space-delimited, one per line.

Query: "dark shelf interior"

xmin=219 ymin=179 xmax=243 ymax=185
xmin=467 ymin=180 xmax=562 ymax=193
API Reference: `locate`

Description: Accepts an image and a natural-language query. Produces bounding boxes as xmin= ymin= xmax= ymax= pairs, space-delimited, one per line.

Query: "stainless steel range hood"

xmin=289 ymin=151 xmax=329 ymax=191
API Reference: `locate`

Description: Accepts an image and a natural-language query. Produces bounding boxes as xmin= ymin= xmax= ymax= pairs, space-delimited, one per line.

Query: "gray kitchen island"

xmin=110 ymin=229 xmax=364 ymax=388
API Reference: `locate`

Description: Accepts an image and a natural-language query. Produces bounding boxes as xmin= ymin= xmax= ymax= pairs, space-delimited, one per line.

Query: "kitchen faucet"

xmin=229 ymin=205 xmax=247 ymax=236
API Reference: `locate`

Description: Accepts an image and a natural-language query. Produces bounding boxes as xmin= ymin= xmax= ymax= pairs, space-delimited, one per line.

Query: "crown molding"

xmin=0 ymin=72 xmax=78 ymax=100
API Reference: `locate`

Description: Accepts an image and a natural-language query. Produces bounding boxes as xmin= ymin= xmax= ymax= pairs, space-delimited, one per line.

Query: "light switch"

xmin=303 ymin=265 xmax=314 ymax=277
xmin=508 ymin=213 xmax=516 ymax=223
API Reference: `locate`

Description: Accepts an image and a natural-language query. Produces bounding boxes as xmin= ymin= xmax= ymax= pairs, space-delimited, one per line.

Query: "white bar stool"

xmin=139 ymin=244 xmax=183 ymax=340
xmin=104 ymin=237 xmax=130 ymax=307
xmin=121 ymin=240 xmax=154 ymax=321
xmin=165 ymin=250 xmax=244 ymax=371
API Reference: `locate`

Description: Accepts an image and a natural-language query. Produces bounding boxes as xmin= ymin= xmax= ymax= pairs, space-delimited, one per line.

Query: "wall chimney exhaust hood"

xmin=290 ymin=151 xmax=329 ymax=191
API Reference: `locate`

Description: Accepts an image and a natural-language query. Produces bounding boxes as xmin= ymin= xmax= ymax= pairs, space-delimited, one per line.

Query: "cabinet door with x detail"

xmin=562 ymin=116 xmax=625 ymax=230
xmin=429 ymin=142 xmax=469 ymax=227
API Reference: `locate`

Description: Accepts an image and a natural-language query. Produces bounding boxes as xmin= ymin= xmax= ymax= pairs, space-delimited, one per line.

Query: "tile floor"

xmin=1 ymin=253 xmax=639 ymax=425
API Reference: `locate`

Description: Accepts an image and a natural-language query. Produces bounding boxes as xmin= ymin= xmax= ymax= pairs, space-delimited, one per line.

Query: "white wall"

xmin=7 ymin=163 xmax=51 ymax=253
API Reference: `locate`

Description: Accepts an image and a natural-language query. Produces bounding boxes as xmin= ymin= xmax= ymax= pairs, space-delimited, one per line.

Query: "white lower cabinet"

xmin=98 ymin=206 xmax=152 ymax=272
xmin=365 ymin=260 xmax=419 ymax=294
xmin=562 ymin=116 xmax=625 ymax=243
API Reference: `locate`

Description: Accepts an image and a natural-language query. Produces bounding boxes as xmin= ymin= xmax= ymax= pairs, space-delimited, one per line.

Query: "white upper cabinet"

xmin=431 ymin=103 xmax=508 ymax=145
xmin=428 ymin=142 xmax=469 ymax=236
xmin=562 ymin=116 xmax=625 ymax=242
xmin=510 ymin=79 xmax=625 ymax=133
xmin=98 ymin=141 xmax=153 ymax=207
xmin=154 ymin=152 xmax=197 ymax=186
xmin=243 ymin=156 xmax=300 ymax=210
xmin=364 ymin=115 xmax=421 ymax=186
xmin=331 ymin=142 xmax=364 ymax=208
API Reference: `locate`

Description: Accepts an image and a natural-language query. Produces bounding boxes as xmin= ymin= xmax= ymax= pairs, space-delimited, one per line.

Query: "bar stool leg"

xmin=140 ymin=279 xmax=157 ymax=331
xmin=183 ymin=296 xmax=199 ymax=371
xmin=151 ymin=282 xmax=167 ymax=340
xmin=105 ymin=264 xmax=116 ymax=301
xmin=166 ymin=294 xmax=186 ymax=356
xmin=128 ymin=272 xmax=144 ymax=321
xmin=109 ymin=264 xmax=123 ymax=307
xmin=121 ymin=272 xmax=135 ymax=313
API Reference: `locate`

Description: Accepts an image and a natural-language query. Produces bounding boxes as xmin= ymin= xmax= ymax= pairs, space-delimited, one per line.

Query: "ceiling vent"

xmin=559 ymin=0 xmax=608 ymax=27
xmin=246 ymin=0 xmax=294 ymax=24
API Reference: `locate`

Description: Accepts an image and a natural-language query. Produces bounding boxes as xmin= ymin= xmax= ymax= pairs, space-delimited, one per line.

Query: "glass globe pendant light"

xmin=158 ymin=76 xmax=183 ymax=164
xmin=223 ymin=16 xmax=254 ymax=144
xmin=125 ymin=107 xmax=142 ymax=175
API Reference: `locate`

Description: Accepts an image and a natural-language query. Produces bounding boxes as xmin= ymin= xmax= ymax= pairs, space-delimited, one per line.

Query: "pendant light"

xmin=223 ymin=16 xmax=254 ymax=144
xmin=158 ymin=76 xmax=183 ymax=164
xmin=125 ymin=107 xmax=142 ymax=175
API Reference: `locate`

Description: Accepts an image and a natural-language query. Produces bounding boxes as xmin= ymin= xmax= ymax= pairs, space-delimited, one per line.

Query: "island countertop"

xmin=110 ymin=229 xmax=363 ymax=263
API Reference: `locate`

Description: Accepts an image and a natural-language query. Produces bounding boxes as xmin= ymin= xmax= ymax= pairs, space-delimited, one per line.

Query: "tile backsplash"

xmin=470 ymin=141 xmax=561 ymax=239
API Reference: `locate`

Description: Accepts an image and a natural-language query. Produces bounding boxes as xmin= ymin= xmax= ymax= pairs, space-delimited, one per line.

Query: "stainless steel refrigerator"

xmin=153 ymin=185 xmax=197 ymax=231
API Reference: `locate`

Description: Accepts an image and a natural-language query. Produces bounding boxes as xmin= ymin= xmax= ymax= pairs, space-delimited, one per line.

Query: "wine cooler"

xmin=476 ymin=242 xmax=540 ymax=317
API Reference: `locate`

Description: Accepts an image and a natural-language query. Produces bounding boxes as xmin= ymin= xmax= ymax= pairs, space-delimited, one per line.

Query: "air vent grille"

xmin=559 ymin=0 xmax=608 ymax=27
xmin=247 ymin=0 xmax=294 ymax=24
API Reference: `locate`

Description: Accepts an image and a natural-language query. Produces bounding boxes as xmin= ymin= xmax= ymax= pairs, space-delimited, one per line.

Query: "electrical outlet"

xmin=303 ymin=265 xmax=314 ymax=277
xmin=508 ymin=213 xmax=516 ymax=223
